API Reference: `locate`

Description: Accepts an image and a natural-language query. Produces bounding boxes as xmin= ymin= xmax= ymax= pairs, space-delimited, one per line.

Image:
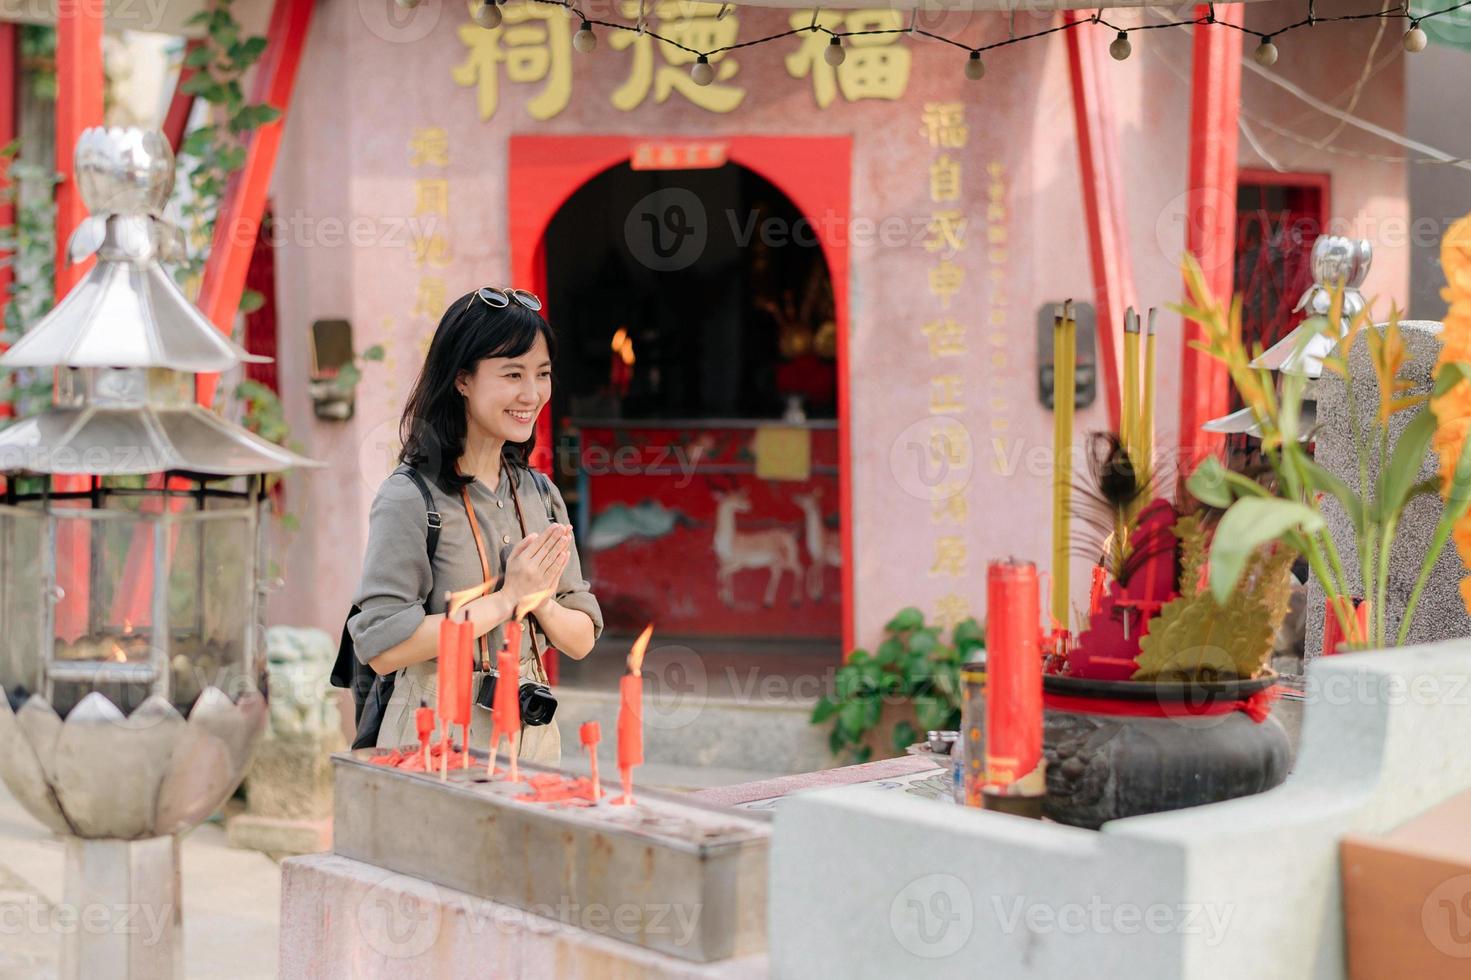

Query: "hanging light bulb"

xmin=1109 ymin=31 xmax=1131 ymax=61
xmin=1253 ymin=37 xmax=1278 ymax=66
xmin=395 ymin=0 xmax=421 ymax=9
xmin=824 ymin=36 xmax=846 ymax=67
xmin=691 ymin=55 xmax=715 ymax=86
xmin=964 ymin=50 xmax=985 ymax=80
xmin=574 ymin=19 xmax=598 ymax=52
xmin=471 ymin=0 xmax=502 ymax=28
xmin=1404 ymin=22 xmax=1428 ymax=52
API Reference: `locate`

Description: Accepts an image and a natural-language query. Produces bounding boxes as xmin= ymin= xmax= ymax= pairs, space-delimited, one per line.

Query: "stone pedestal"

xmin=279 ymin=853 xmax=768 ymax=980
xmin=60 ymin=836 xmax=182 ymax=980
xmin=768 ymin=640 xmax=1471 ymax=980
xmin=1306 ymin=321 xmax=1471 ymax=659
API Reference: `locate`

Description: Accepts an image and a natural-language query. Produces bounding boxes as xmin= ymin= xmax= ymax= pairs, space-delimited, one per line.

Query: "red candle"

xmin=503 ymin=618 xmax=523 ymax=667
xmin=984 ymin=560 xmax=1043 ymax=790
xmin=615 ymin=624 xmax=654 ymax=804
xmin=439 ymin=618 xmax=473 ymax=727
xmin=580 ymin=720 xmax=602 ymax=800
xmin=617 ymin=674 xmax=643 ymax=770
xmin=1089 ymin=565 xmax=1107 ymax=616
xmin=494 ymin=640 xmax=521 ymax=735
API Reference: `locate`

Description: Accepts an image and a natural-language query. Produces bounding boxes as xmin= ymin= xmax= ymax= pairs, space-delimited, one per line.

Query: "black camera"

xmin=475 ymin=668 xmax=557 ymax=726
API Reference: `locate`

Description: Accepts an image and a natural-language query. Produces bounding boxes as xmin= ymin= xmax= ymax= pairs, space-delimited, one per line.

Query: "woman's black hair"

xmin=398 ymin=290 xmax=558 ymax=492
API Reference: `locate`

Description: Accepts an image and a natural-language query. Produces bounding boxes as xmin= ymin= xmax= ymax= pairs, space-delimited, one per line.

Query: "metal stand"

xmin=60 ymin=836 xmax=183 ymax=980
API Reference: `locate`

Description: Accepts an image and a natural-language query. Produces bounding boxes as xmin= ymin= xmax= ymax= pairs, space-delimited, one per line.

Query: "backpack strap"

xmin=396 ymin=464 xmax=442 ymax=564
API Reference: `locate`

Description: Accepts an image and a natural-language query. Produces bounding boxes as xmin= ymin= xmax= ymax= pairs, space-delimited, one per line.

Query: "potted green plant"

xmin=811 ymin=608 xmax=983 ymax=764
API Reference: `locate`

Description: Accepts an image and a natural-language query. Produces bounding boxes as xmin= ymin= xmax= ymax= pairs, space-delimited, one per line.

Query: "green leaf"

xmin=828 ymin=726 xmax=846 ymax=755
xmin=884 ymin=607 xmax=924 ymax=633
xmin=891 ymin=719 xmax=918 ymax=753
xmin=1187 ymin=457 xmax=1233 ymax=508
xmin=906 ymin=628 xmax=938 ymax=657
xmin=837 ymin=700 xmax=868 ymax=740
xmin=951 ymin=617 xmax=984 ymax=653
xmin=852 ymin=746 xmax=873 ymax=764
xmin=1377 ymin=406 xmax=1436 ymax=524
xmin=1299 ymin=457 xmax=1365 ymax=537
xmin=1209 ymin=498 xmax=1325 ymax=602
xmin=229 ymin=36 xmax=269 ymax=64
xmin=361 ymin=344 xmax=386 ymax=362
xmin=875 ymin=638 xmax=904 ymax=666
xmin=238 ymin=289 xmax=265 ymax=314
xmin=184 ymin=44 xmax=214 ymax=68
xmin=810 ymin=696 xmax=838 ymax=725
xmin=180 ymin=72 xmax=216 ymax=96
xmin=1433 ymin=361 xmax=1471 ymax=398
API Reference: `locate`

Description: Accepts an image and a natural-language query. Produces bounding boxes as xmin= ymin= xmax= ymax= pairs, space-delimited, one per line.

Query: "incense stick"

xmin=1051 ymin=301 xmax=1076 ymax=627
xmin=1141 ymin=308 xmax=1157 ymax=481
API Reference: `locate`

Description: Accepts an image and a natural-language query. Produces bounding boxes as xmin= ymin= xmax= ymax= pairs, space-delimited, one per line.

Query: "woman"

xmin=348 ymin=286 xmax=602 ymax=764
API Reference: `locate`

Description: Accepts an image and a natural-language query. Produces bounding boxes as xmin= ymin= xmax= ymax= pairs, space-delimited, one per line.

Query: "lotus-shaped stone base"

xmin=0 ymin=687 xmax=266 ymax=839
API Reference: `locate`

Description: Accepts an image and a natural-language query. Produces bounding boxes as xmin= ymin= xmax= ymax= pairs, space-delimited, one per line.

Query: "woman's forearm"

xmin=532 ymin=601 xmax=596 ymax=660
xmin=368 ymin=614 xmax=445 ymax=675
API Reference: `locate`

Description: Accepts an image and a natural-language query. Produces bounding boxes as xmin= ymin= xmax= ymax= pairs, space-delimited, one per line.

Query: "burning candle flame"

xmin=611 ymin=327 xmax=635 ymax=366
xmin=447 ymin=582 xmax=492 ymax=619
xmin=627 ymin=623 xmax=654 ymax=676
xmin=109 ymin=642 xmax=128 ymax=663
xmin=515 ymin=588 xmax=553 ymax=621
xmin=122 ymin=620 xmax=134 ymax=636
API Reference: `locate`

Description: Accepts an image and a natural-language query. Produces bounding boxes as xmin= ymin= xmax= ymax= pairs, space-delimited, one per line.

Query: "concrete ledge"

xmin=769 ymin=640 xmax=1471 ymax=980
xmin=279 ymin=853 xmax=768 ymax=980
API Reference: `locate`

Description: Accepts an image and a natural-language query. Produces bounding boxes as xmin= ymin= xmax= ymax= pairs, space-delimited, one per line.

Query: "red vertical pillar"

xmin=1178 ymin=7 xmax=1243 ymax=466
xmin=54 ymin=2 xmax=106 ymax=644
xmin=1063 ymin=12 xmax=1135 ymax=429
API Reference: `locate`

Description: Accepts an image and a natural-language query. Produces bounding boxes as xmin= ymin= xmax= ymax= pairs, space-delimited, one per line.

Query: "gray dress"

xmin=348 ymin=462 xmax=604 ymax=764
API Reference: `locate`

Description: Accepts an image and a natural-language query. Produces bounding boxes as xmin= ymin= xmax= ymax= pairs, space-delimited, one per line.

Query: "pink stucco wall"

xmin=266 ymin=0 xmax=1407 ymax=652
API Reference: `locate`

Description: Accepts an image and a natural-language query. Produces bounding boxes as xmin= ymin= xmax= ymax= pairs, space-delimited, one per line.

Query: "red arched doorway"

xmin=508 ymin=135 xmax=854 ymax=654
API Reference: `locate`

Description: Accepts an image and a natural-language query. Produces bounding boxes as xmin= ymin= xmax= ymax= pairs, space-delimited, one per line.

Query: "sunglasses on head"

xmin=474 ymin=285 xmax=542 ymax=312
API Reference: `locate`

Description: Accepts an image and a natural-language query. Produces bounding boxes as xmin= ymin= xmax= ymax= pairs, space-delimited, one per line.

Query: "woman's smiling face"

xmin=458 ymin=331 xmax=552 ymax=444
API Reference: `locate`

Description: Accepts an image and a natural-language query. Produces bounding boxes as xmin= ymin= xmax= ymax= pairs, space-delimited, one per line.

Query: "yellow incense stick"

xmin=1141 ymin=308 xmax=1157 ymax=481
xmin=1122 ymin=308 xmax=1140 ymax=467
xmin=1051 ymin=302 xmax=1076 ymax=626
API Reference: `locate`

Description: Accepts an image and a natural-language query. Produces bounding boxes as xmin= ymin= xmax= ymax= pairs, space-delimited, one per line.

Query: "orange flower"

xmin=1435 ymin=211 xmax=1471 ymax=617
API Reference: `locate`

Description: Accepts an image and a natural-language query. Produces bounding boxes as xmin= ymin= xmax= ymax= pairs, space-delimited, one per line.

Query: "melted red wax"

xmin=514 ymin=772 xmax=604 ymax=807
xmin=369 ymin=738 xmax=472 ymax=772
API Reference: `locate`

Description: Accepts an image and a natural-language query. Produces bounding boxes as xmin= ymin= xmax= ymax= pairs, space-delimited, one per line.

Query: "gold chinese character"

xmin=409 ymin=127 xmax=449 ymax=167
xmin=987 ymin=225 xmax=1007 ymax=245
xmin=987 ymin=160 xmax=1006 ymax=179
xmin=924 ymin=210 xmax=967 ymax=256
xmin=988 ymin=182 xmax=1005 ymax=203
xmin=932 ymin=490 xmax=968 ymax=526
xmin=989 ymin=248 xmax=1008 ymax=265
xmin=990 ymin=351 xmax=1008 ymax=370
xmin=453 ymin=6 xmax=573 ymax=122
xmin=989 ymin=308 xmax=1008 ymax=327
xmin=785 ymin=10 xmax=911 ymax=109
xmin=921 ymin=317 xmax=966 ymax=358
xmin=920 ymin=102 xmax=967 ymax=149
xmin=928 ymin=258 xmax=964 ymax=307
xmin=410 ymin=233 xmax=452 ymax=268
xmin=611 ymin=1 xmax=744 ymax=113
xmin=930 ymin=423 xmax=969 ymax=467
xmin=413 ymin=277 xmax=447 ymax=318
xmin=413 ymin=178 xmax=450 ymax=217
xmin=930 ymin=536 xmax=967 ymax=578
xmin=930 ymin=374 xmax=963 ymax=414
xmin=986 ymin=202 xmax=1005 ymax=222
xmin=990 ymin=417 xmax=1010 ymax=432
xmin=930 ymin=154 xmax=961 ymax=204
xmin=933 ymin=593 xmax=972 ymax=630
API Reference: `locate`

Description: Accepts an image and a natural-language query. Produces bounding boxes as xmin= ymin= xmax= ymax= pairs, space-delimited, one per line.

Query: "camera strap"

xmin=458 ymin=485 xmax=495 ymax=672
xmin=507 ymin=468 xmax=552 ymax=686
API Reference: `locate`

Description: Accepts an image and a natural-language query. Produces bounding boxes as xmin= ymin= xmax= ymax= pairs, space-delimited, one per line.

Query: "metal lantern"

xmin=1202 ymin=234 xmax=1372 ymax=437
xmin=0 ymin=126 xmax=317 ymax=979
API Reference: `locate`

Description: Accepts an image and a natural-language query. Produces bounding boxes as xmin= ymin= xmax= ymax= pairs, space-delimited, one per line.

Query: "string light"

xmin=574 ymin=18 xmax=597 ymax=52
xmin=474 ymin=0 xmax=1471 ymax=78
xmin=824 ymin=35 xmax=846 ymax=66
xmin=471 ymin=0 xmax=502 ymax=29
xmin=691 ymin=54 xmax=715 ymax=86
